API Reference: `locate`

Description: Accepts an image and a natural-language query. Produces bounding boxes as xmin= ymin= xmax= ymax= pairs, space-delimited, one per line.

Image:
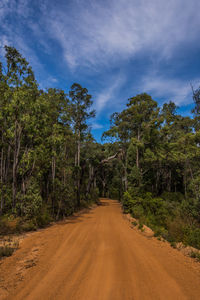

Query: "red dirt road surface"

xmin=1 ymin=199 xmax=200 ymax=300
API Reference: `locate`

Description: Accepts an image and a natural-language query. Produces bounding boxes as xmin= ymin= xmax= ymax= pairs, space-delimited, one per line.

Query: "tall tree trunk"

xmin=167 ymin=169 xmax=171 ymax=192
xmin=136 ymin=128 xmax=141 ymax=186
xmin=52 ymin=155 xmax=56 ymax=214
xmin=12 ymin=121 xmax=22 ymax=209
xmin=124 ymin=164 xmax=128 ymax=192
xmin=76 ymin=130 xmax=81 ymax=207
xmin=188 ymin=161 xmax=199 ymax=200
xmin=0 ymin=146 xmax=4 ymax=214
xmin=102 ymin=180 xmax=106 ymax=197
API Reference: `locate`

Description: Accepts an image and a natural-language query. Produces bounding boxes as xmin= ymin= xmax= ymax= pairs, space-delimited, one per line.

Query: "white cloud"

xmin=95 ymin=75 xmax=125 ymax=113
xmin=1 ymin=0 xmax=200 ymax=72
xmin=46 ymin=0 xmax=200 ymax=69
xmin=140 ymin=75 xmax=200 ymax=105
xmin=0 ymin=1 xmax=46 ymax=77
xmin=91 ymin=123 xmax=103 ymax=130
xmin=0 ymin=0 xmax=32 ymax=20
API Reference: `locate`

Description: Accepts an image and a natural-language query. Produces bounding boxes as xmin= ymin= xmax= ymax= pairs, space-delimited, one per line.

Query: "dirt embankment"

xmin=1 ymin=199 xmax=200 ymax=300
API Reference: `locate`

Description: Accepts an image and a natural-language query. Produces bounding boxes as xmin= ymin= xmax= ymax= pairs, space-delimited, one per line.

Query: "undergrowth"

xmin=122 ymin=190 xmax=200 ymax=250
xmin=0 ymin=240 xmax=19 ymax=259
xmin=190 ymin=251 xmax=200 ymax=262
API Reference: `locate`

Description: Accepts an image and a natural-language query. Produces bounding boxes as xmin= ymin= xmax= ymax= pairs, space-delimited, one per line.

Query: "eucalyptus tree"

xmin=103 ymin=93 xmax=160 ymax=190
xmin=69 ymin=83 xmax=95 ymax=206
xmin=1 ymin=46 xmax=38 ymax=210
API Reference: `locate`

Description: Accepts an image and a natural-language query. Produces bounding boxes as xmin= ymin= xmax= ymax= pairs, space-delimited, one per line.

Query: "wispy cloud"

xmin=91 ymin=123 xmax=103 ymax=130
xmin=0 ymin=1 xmax=47 ymax=63
xmin=140 ymin=75 xmax=200 ymax=105
xmin=45 ymin=0 xmax=200 ymax=69
xmin=95 ymin=75 xmax=125 ymax=113
xmin=1 ymin=0 xmax=200 ymax=72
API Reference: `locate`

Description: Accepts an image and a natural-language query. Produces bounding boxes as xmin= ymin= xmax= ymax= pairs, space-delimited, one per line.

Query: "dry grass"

xmin=0 ymin=237 xmax=19 ymax=259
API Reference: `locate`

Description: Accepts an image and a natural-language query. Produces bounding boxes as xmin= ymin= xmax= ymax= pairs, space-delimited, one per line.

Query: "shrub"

xmin=138 ymin=221 xmax=144 ymax=231
xmin=183 ymin=226 xmax=200 ymax=250
xmin=170 ymin=241 xmax=177 ymax=248
xmin=190 ymin=251 xmax=200 ymax=261
xmin=0 ymin=246 xmax=15 ymax=258
xmin=132 ymin=221 xmax=137 ymax=227
xmin=161 ymin=192 xmax=184 ymax=203
xmin=122 ymin=190 xmax=200 ymax=250
xmin=16 ymin=179 xmax=42 ymax=219
xmin=0 ymin=216 xmax=21 ymax=235
xmin=122 ymin=191 xmax=134 ymax=213
xmin=154 ymin=227 xmax=168 ymax=239
xmin=36 ymin=206 xmax=52 ymax=227
xmin=132 ymin=204 xmax=144 ymax=219
xmin=20 ymin=220 xmax=37 ymax=232
xmin=166 ymin=217 xmax=185 ymax=243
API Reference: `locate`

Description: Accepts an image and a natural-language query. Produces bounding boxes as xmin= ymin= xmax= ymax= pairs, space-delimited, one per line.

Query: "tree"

xmin=69 ymin=83 xmax=95 ymax=206
xmin=192 ymin=86 xmax=200 ymax=115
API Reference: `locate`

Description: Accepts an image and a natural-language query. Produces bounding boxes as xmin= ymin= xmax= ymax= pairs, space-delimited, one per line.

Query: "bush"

xmin=161 ymin=192 xmax=184 ymax=203
xmin=170 ymin=241 xmax=177 ymax=248
xmin=122 ymin=189 xmax=200 ymax=250
xmin=123 ymin=191 xmax=168 ymax=228
xmin=122 ymin=191 xmax=134 ymax=213
xmin=183 ymin=226 xmax=200 ymax=249
xmin=166 ymin=217 xmax=185 ymax=243
xmin=138 ymin=221 xmax=144 ymax=231
xmin=180 ymin=198 xmax=199 ymax=222
xmin=0 ymin=245 xmax=15 ymax=258
xmin=132 ymin=204 xmax=144 ymax=219
xmin=154 ymin=227 xmax=168 ymax=239
xmin=109 ymin=187 xmax=120 ymax=200
xmin=190 ymin=251 xmax=200 ymax=261
xmin=132 ymin=220 xmax=137 ymax=226
xmin=16 ymin=178 xmax=42 ymax=219
xmin=20 ymin=220 xmax=37 ymax=232
xmin=36 ymin=206 xmax=52 ymax=227
xmin=0 ymin=216 xmax=21 ymax=235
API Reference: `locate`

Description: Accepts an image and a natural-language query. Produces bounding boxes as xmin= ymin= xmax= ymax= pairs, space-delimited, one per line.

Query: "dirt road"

xmin=1 ymin=199 xmax=200 ymax=300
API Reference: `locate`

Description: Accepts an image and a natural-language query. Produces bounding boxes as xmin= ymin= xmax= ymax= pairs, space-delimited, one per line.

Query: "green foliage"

xmin=170 ymin=241 xmax=177 ymax=248
xmin=0 ymin=215 xmax=20 ymax=234
xmin=20 ymin=220 xmax=37 ymax=232
xmin=0 ymin=238 xmax=19 ymax=259
xmin=138 ymin=221 xmax=144 ymax=231
xmin=154 ymin=227 xmax=168 ymax=238
xmin=182 ymin=226 xmax=200 ymax=249
xmin=190 ymin=251 xmax=200 ymax=261
xmin=123 ymin=190 xmax=168 ymax=227
xmin=132 ymin=220 xmax=137 ymax=226
xmin=16 ymin=179 xmax=42 ymax=218
xmin=0 ymin=245 xmax=15 ymax=258
xmin=0 ymin=46 xmax=98 ymax=232
xmin=103 ymin=90 xmax=200 ymax=251
xmin=122 ymin=189 xmax=200 ymax=249
xmin=122 ymin=191 xmax=134 ymax=213
xmin=161 ymin=192 xmax=184 ymax=203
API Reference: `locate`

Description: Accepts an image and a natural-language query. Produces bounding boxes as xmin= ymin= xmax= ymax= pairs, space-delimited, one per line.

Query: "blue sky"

xmin=1 ymin=0 xmax=200 ymax=141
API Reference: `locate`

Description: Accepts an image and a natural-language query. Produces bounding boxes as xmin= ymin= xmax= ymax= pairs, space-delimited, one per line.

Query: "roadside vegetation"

xmin=0 ymin=46 xmax=200 ymax=254
xmin=103 ymin=93 xmax=200 ymax=251
xmin=0 ymin=237 xmax=19 ymax=259
xmin=0 ymin=46 xmax=99 ymax=234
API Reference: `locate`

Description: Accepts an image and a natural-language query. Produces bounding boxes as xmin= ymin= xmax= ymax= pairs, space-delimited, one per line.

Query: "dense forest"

xmin=0 ymin=47 xmax=200 ymax=250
